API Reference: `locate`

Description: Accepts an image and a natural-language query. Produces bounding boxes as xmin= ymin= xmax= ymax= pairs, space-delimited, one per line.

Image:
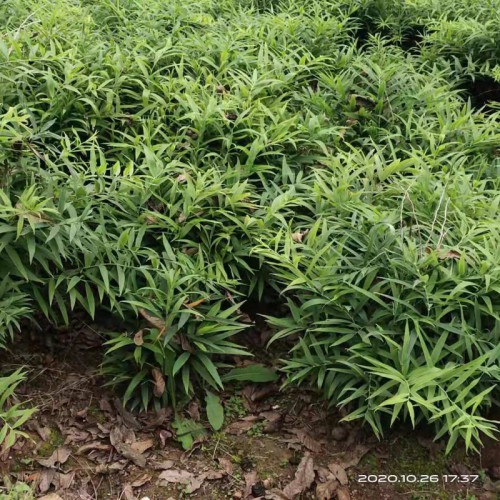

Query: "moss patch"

xmin=37 ymin=428 xmax=65 ymax=457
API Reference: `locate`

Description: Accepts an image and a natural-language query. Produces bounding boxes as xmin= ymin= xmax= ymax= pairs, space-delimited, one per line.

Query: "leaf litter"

xmin=3 ymin=326 xmax=490 ymax=500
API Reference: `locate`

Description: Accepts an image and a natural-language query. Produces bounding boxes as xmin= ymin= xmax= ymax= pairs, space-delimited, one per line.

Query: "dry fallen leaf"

xmin=283 ymin=452 xmax=315 ymax=499
xmin=440 ymin=249 xmax=461 ymax=260
xmin=291 ymin=231 xmax=305 ymax=243
xmin=157 ymin=470 xmax=194 ymax=484
xmin=184 ymin=297 xmax=206 ymax=308
xmin=76 ymin=441 xmax=111 ymax=455
xmin=99 ymin=398 xmax=114 ymax=413
xmin=243 ymin=470 xmax=258 ymax=498
xmin=38 ymin=470 xmax=56 ymax=494
xmin=38 ymin=495 xmax=63 ymax=500
xmin=114 ymin=398 xmax=141 ymax=429
xmin=328 ymin=463 xmax=349 ymax=486
xmin=187 ymin=401 xmax=201 ymax=421
xmin=219 ymin=457 xmax=234 ymax=475
xmin=157 ymin=469 xmax=206 ymax=494
xmin=152 ymin=459 xmax=174 ymax=470
xmin=334 ymin=444 xmax=371 ymax=470
xmin=121 ymin=484 xmax=137 ymax=500
xmin=159 ymin=429 xmax=173 ymax=447
xmin=64 ymin=428 xmax=90 ymax=445
xmin=316 ymin=479 xmax=340 ymax=500
xmin=291 ymin=429 xmax=323 ymax=453
xmin=133 ymin=330 xmax=144 ymax=346
xmin=31 ymin=422 xmax=51 ymax=441
xmin=139 ymin=309 xmax=166 ymax=330
xmin=337 ymin=486 xmax=351 ymax=500
xmin=54 ymin=471 xmax=75 ymax=490
xmin=226 ymin=416 xmax=260 ymax=435
xmin=151 ymin=368 xmax=165 ymax=398
xmin=260 ymin=410 xmax=283 ymax=433
xmin=110 ymin=427 xmax=147 ymax=467
xmin=37 ymin=447 xmax=71 ymax=468
xmin=131 ymin=473 xmax=152 ymax=488
xmin=131 ymin=439 xmax=154 ymax=454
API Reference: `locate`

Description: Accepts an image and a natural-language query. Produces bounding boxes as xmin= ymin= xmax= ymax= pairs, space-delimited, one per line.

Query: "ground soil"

xmin=462 ymin=76 xmax=500 ymax=113
xmin=0 ymin=321 xmax=499 ymax=500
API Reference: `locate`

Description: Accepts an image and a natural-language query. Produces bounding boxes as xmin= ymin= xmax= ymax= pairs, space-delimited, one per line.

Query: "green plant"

xmin=102 ymin=300 xmax=248 ymax=410
xmin=0 ymin=369 xmax=36 ymax=450
xmin=225 ymin=395 xmax=247 ymax=420
xmin=0 ymin=0 xmax=498 ymax=454
xmin=256 ymin=146 xmax=500 ymax=453
xmin=247 ymin=421 xmax=265 ymax=437
xmin=0 ymin=480 xmax=34 ymax=500
xmin=172 ymin=417 xmax=207 ymax=450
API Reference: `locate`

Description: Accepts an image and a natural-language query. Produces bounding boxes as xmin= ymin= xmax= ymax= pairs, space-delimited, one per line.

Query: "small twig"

xmin=436 ymin=198 xmax=450 ymax=250
xmin=212 ymin=434 xmax=221 ymax=459
xmin=400 ymin=186 xmax=422 ymax=249
xmin=424 ymin=186 xmax=447 ymax=251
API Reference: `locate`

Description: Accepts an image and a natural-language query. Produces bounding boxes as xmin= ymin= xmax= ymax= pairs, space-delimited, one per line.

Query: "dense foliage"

xmin=0 ymin=0 xmax=499 ymax=453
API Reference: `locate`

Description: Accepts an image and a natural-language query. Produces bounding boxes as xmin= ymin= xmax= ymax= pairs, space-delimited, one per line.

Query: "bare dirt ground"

xmin=0 ymin=321 xmax=499 ymax=500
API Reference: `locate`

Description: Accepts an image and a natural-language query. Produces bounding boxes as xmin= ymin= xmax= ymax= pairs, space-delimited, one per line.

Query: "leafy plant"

xmin=0 ymin=369 xmax=36 ymax=450
xmin=172 ymin=417 xmax=207 ymax=450
xmin=0 ymin=0 xmax=498 ymax=453
xmin=0 ymin=480 xmax=34 ymax=500
xmin=102 ymin=300 xmax=248 ymax=411
xmin=206 ymin=391 xmax=224 ymax=431
xmin=222 ymin=365 xmax=279 ymax=383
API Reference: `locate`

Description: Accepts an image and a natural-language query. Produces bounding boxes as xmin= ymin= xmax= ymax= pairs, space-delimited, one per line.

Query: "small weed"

xmin=0 ymin=480 xmax=34 ymax=500
xmin=247 ymin=422 xmax=265 ymax=438
xmin=87 ymin=406 xmax=106 ymax=423
xmin=224 ymin=396 xmax=247 ymax=421
xmin=37 ymin=428 xmax=65 ymax=457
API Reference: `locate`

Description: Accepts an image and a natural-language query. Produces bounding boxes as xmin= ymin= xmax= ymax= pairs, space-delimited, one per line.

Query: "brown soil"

xmin=0 ymin=322 xmax=499 ymax=500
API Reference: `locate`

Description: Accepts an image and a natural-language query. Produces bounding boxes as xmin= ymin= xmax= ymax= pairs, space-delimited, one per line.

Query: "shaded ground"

xmin=460 ymin=75 xmax=500 ymax=113
xmin=0 ymin=323 xmax=499 ymax=500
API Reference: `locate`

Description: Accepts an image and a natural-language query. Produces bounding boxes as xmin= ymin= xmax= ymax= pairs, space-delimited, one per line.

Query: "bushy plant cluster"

xmin=0 ymin=0 xmax=499 ymax=452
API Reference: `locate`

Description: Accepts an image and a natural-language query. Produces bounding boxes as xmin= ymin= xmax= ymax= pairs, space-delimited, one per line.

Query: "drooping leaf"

xmin=205 ymin=391 xmax=224 ymax=431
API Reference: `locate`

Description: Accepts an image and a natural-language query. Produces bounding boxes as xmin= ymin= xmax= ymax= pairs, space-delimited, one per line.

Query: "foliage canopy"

xmin=0 ymin=0 xmax=499 ymax=453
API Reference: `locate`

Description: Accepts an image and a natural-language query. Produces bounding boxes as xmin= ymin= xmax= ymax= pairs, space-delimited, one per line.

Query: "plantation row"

xmin=0 ymin=0 xmax=499 ymax=453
